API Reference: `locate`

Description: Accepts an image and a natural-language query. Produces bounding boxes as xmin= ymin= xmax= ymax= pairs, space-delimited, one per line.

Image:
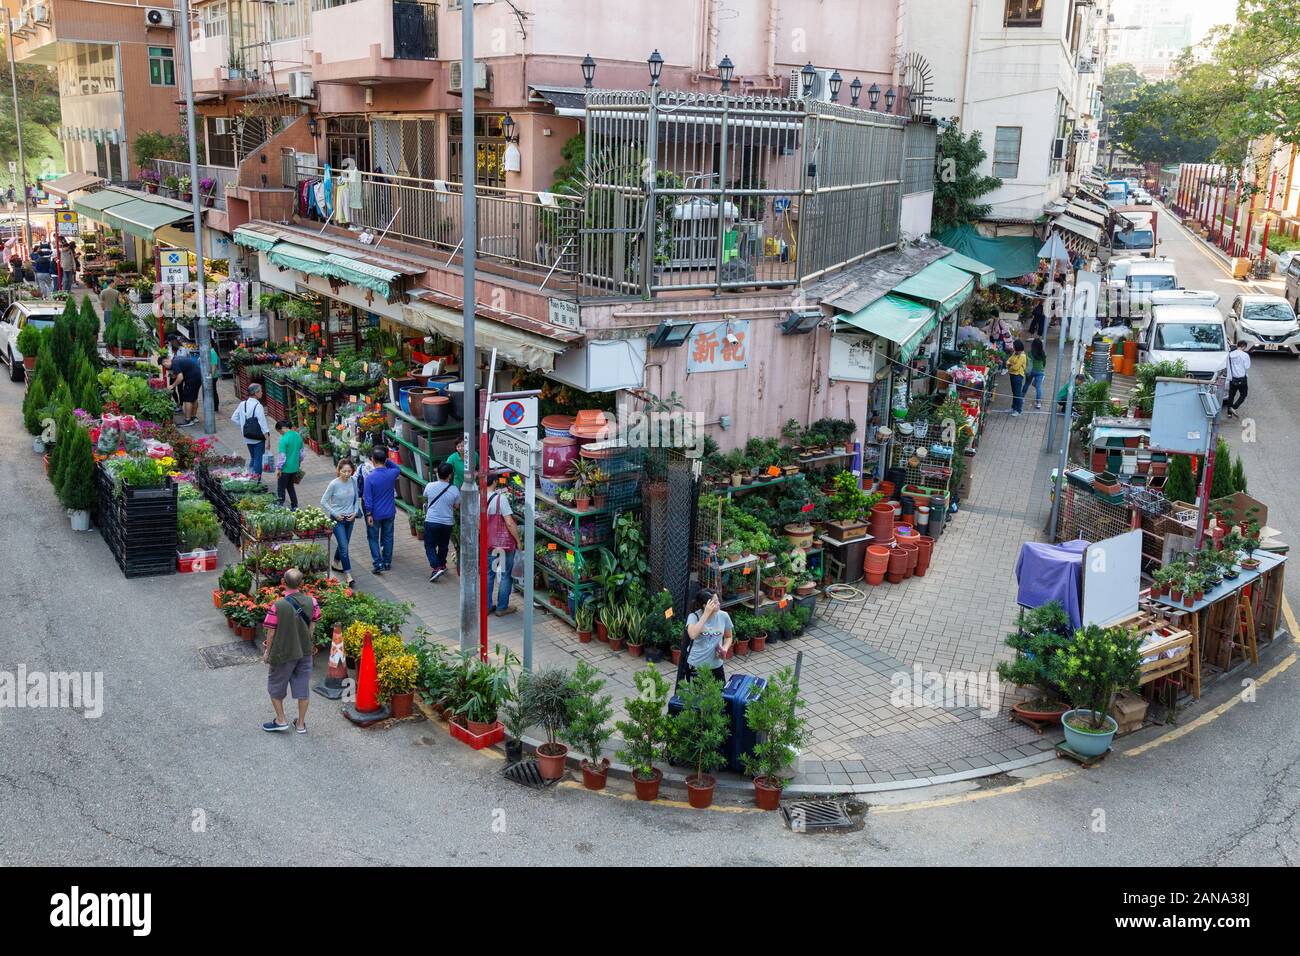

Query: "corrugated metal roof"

xmin=804 ymin=242 xmax=954 ymax=314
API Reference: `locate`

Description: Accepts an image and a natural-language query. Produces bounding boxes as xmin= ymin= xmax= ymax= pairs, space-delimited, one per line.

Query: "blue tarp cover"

xmin=1015 ymin=539 xmax=1088 ymax=629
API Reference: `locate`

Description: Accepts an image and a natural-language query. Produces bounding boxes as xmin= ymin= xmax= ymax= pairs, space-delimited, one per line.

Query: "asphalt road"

xmin=1 ymin=221 xmax=1297 ymax=865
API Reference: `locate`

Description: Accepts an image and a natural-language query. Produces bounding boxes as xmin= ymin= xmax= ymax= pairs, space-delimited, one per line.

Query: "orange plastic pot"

xmin=897 ymin=540 xmax=918 ymax=579
xmin=914 ymin=535 xmax=935 ymax=576
xmin=887 ymin=547 xmax=908 ymax=583
xmin=865 ymin=544 xmax=891 ymax=571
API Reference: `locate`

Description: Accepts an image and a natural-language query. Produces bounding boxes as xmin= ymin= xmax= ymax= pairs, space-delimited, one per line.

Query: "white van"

xmin=1142 ymin=297 xmax=1229 ymax=380
xmin=1124 ymin=258 xmax=1177 ymax=294
xmin=1112 ymin=212 xmax=1155 ymax=257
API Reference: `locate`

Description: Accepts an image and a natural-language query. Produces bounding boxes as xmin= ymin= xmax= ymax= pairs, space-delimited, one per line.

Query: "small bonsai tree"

xmin=519 ymin=666 xmax=574 ymax=759
xmin=667 ymin=670 xmax=730 ymax=786
xmin=615 ymin=664 xmax=670 ymax=782
xmin=15 ymin=322 xmax=44 ymax=362
xmin=742 ymin=666 xmax=809 ymax=790
xmin=996 ymin=601 xmax=1072 ymax=707
xmin=1058 ymin=625 xmax=1142 ymax=732
xmin=562 ymin=661 xmax=614 ymax=769
xmin=77 ymin=296 xmax=100 ymax=361
xmin=58 ymin=425 xmax=97 ymax=512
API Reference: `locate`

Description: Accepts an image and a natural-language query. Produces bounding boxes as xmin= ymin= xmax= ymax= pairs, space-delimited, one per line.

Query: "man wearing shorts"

xmin=260 ymin=568 xmax=320 ymax=733
xmin=163 ymin=353 xmax=202 ymax=426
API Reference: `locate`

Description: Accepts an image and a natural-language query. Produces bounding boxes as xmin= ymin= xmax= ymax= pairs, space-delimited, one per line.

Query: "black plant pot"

xmin=505 ymin=738 xmax=524 ymax=765
xmin=646 ymin=646 xmax=664 ymax=663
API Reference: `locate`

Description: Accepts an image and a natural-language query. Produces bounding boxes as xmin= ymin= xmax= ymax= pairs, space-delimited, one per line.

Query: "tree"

xmin=48 ymin=400 xmax=77 ymax=497
xmin=49 ymin=299 xmax=77 ymax=381
xmin=666 ymin=670 xmax=730 ymax=786
xmin=77 ymin=297 xmax=101 ymax=362
xmin=1110 ymin=80 xmax=1218 ymax=167
xmin=1163 ymin=454 xmax=1198 ymax=505
xmin=58 ymin=425 xmax=97 ymax=513
xmin=131 ymin=130 xmax=187 ymax=169
xmin=1232 ymin=456 xmax=1248 ymax=494
xmin=22 ymin=376 xmax=47 ymax=436
xmin=931 ymin=127 xmax=1002 ymax=234
xmin=0 ymin=48 xmax=63 ymax=180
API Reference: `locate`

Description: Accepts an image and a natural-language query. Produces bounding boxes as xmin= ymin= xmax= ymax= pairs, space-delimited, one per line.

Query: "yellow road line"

xmin=557 ymin=780 xmax=762 ymax=813
xmin=869 ymin=770 xmax=1075 ymax=814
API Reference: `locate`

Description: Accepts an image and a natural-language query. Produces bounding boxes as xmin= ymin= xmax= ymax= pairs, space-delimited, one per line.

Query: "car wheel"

xmin=7 ymin=347 xmax=22 ymax=382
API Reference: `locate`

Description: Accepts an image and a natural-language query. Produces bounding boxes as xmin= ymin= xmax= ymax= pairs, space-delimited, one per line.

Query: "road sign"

xmin=55 ymin=210 xmax=78 ymax=237
xmin=489 ymin=428 xmax=534 ymax=478
xmin=485 ymin=392 xmax=538 ymax=469
xmin=7 ymin=162 xmax=15 ymax=174
xmin=159 ymin=248 xmax=189 ymax=285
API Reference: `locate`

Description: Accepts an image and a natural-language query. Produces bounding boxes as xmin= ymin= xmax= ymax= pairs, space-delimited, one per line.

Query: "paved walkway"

xmin=196 ymin=358 xmax=1071 ymax=790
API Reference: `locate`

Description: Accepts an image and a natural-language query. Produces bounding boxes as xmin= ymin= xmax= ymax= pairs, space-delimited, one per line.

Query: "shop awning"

xmin=100 ymin=197 xmax=192 ymax=239
xmin=233 ymin=222 xmax=419 ymax=299
xmin=1061 ymin=202 xmax=1107 ymax=228
xmin=267 ymin=242 xmax=332 ymax=276
xmin=933 ymin=225 xmax=1040 ymax=280
xmin=233 ymin=226 xmax=278 ymax=254
xmin=891 ymin=260 xmax=975 ymax=316
xmin=71 ymin=188 xmax=137 ymax=219
xmin=529 ymin=85 xmax=588 ymax=113
xmin=44 ymin=172 xmax=105 ymax=199
xmin=1054 ymin=214 xmax=1102 ymax=245
xmin=403 ymin=292 xmax=581 ymax=372
xmin=939 ymin=251 xmax=996 ymax=288
xmin=836 ymin=294 xmax=938 ymax=363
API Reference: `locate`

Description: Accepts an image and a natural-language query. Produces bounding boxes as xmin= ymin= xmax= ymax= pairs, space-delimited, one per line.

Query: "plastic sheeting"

xmin=1015 ymin=539 xmax=1088 ymax=630
xmin=933 ymin=224 xmax=1041 ymax=279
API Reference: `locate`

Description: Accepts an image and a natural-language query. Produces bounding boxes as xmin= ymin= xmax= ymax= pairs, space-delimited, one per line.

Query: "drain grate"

xmin=780 ymin=800 xmax=854 ymax=832
xmin=198 ymin=640 xmax=263 ymax=669
xmin=501 ymin=760 xmax=561 ymax=791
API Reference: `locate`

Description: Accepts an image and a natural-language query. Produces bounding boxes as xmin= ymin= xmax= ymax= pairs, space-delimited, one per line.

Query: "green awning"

xmin=71 ymin=188 xmax=135 ymax=219
xmin=232 ymin=226 xmax=279 ymax=254
xmin=933 ymin=224 xmax=1041 ymax=279
xmin=267 ymin=242 xmax=332 ymax=277
xmin=101 ymin=198 xmax=191 ymax=239
xmin=892 ymin=261 xmax=975 ymax=316
xmin=940 ymin=251 xmax=997 ymax=289
xmin=837 ymin=294 xmax=938 ymax=363
xmin=322 ymin=254 xmax=401 ymax=297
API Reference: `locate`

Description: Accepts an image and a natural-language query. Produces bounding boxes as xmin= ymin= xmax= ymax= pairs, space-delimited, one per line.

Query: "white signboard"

xmin=548 ymin=297 xmax=580 ymax=330
xmin=486 ymin=394 xmax=539 ymax=470
xmin=828 ymin=331 xmax=879 ymax=383
xmin=159 ymin=248 xmax=189 ymax=285
xmin=1082 ymin=529 xmax=1143 ymax=627
xmin=490 ymin=428 xmax=534 ymax=478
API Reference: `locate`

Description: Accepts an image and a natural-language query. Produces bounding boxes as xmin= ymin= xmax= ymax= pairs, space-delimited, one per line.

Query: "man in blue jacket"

xmin=360 ymin=445 xmax=400 ymax=575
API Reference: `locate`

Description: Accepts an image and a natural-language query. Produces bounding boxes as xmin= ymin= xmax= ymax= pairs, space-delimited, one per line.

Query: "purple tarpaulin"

xmin=1015 ymin=539 xmax=1087 ymax=628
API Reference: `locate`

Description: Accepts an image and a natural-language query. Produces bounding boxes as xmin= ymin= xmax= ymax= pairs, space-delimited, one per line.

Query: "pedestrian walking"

xmin=162 ymin=352 xmax=202 ymax=426
xmin=31 ymin=242 xmax=53 ymax=297
xmin=98 ymin=278 xmax=120 ymax=316
xmin=1028 ymin=336 xmax=1047 ymax=410
xmin=1225 ymin=342 xmax=1251 ymax=418
xmin=1028 ymin=297 xmax=1047 ymax=337
xmin=6 ymin=186 xmax=14 ymax=212
xmin=676 ymin=588 xmax=734 ymax=689
xmin=58 ymin=238 xmax=76 ymax=292
xmin=445 ymin=436 xmax=466 ymax=488
xmin=485 ymin=475 xmax=521 ymax=615
xmin=1007 ymin=339 xmax=1028 ymax=416
xmin=321 ymin=459 xmax=359 ymax=586
xmin=274 ymin=420 xmax=303 ymax=510
xmin=260 ymin=568 xmax=320 ymax=734
xmin=231 ymin=384 xmax=270 ymax=480
xmin=422 ymin=462 xmax=460 ymax=583
xmin=208 ymin=344 xmax=221 ymax=414
xmin=8 ymin=252 xmax=23 ymax=283
xmin=360 ymin=445 xmax=400 ymax=575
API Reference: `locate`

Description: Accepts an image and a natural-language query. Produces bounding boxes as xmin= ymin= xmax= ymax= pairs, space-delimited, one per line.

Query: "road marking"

xmin=556 ymin=780 xmax=763 ymax=813
xmin=870 ymin=770 xmax=1076 ymax=814
xmin=1123 ymin=652 xmax=1296 ymax=757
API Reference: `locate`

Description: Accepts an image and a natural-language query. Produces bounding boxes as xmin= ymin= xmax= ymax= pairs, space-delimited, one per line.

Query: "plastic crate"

xmin=177 ymin=548 xmax=219 ymax=573
xmin=448 ymin=719 xmax=504 ymax=750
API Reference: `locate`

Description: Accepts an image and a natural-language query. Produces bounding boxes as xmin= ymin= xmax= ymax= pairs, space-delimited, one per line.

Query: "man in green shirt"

xmin=275 ymin=420 xmax=304 ymax=510
xmin=445 ymin=437 xmax=466 ymax=489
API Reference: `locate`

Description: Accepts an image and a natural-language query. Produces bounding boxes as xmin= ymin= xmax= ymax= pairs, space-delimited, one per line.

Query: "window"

xmin=993 ymin=126 xmax=1021 ymax=179
xmin=205 ymin=116 xmax=236 ymax=168
xmin=1004 ymin=0 xmax=1043 ymax=27
xmin=448 ymin=114 xmax=505 ymax=188
xmin=203 ymin=3 xmax=228 ymax=37
xmin=149 ymin=47 xmax=175 ymax=86
xmin=326 ymin=116 xmax=372 ymax=172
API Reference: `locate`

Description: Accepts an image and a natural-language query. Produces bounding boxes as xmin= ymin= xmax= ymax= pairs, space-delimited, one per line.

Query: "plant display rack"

xmin=719 ymin=450 xmax=855 ymax=499
xmin=382 ymin=402 xmax=461 ymax=518
xmin=95 ymin=466 xmax=178 ymax=579
xmin=530 ymin=486 xmax=636 ymax=626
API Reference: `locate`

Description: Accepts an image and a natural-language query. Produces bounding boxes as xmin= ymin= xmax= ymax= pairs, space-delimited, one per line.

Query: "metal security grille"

xmin=501 ymin=760 xmax=561 ymax=790
xmin=780 ymin=800 xmax=854 ymax=832
xmin=641 ymin=448 xmax=701 ymax=615
xmin=392 ymin=1 xmax=437 ymax=60
xmin=902 ymin=122 xmax=937 ymax=196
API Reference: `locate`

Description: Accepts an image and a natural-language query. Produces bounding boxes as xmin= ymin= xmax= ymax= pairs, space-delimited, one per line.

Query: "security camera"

xmin=725 ymin=332 xmax=739 ymax=346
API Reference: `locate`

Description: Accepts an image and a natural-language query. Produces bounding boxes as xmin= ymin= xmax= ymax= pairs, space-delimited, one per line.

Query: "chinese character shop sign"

xmin=686 ymin=319 xmax=750 ymax=373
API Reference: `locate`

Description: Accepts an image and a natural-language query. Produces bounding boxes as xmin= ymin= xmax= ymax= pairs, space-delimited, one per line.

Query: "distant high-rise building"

xmin=1107 ymin=0 xmax=1194 ymax=79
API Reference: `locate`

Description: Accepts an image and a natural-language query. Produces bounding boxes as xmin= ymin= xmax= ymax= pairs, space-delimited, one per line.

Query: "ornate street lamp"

xmin=884 ymin=86 xmax=896 ymax=113
xmin=850 ymin=77 xmax=862 ymax=107
xmin=800 ymin=61 xmax=817 ymax=98
xmin=868 ymin=82 xmax=880 ymax=110
xmin=581 ymin=53 xmax=595 ymax=89
xmin=647 ymin=49 xmax=664 ymax=87
xmin=719 ymin=55 xmax=734 ymax=93
xmin=828 ymin=70 xmax=842 ymax=103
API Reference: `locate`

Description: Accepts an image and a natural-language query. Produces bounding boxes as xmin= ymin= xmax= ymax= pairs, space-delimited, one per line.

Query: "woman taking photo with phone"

xmin=680 ymin=588 xmax=734 ymax=686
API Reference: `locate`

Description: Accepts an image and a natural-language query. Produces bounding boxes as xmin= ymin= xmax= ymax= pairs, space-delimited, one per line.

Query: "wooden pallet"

xmin=1056 ymin=741 xmax=1111 ymax=767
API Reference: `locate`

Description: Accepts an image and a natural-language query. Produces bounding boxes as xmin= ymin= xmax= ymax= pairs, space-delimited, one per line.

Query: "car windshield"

xmin=1129 ymin=275 xmax=1176 ymax=292
xmin=1155 ymin=322 xmax=1225 ymax=352
xmin=1244 ymin=303 xmax=1295 ymax=323
xmin=23 ymin=318 xmax=55 ymax=329
xmin=1115 ymin=230 xmax=1154 ymax=249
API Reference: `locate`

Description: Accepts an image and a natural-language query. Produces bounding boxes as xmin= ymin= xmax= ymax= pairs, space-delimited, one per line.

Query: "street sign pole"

xmin=458 ymin=0 xmax=480 ymax=659
xmin=5 ymin=15 xmax=32 ymax=255
xmin=523 ymin=442 xmax=537 ymax=673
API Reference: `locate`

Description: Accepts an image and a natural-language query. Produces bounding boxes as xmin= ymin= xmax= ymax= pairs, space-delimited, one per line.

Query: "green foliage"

xmin=22 ymin=376 xmax=47 ymax=436
xmin=312 ymin=588 xmax=413 ymax=646
xmin=1104 ymin=63 xmax=1218 ymax=167
xmin=77 ymin=297 xmax=100 ymax=362
xmin=178 ymin=500 xmax=221 ymax=551
xmin=33 ymin=334 xmax=60 ymax=397
xmin=827 ymin=470 xmax=879 ymax=522
xmin=218 ymin=562 xmax=253 ymax=595
xmin=932 ymin=127 xmax=1003 ymax=233
xmin=131 ymin=129 xmax=187 ymax=166
xmin=49 ymin=299 xmax=77 ymax=381
xmin=1058 ymin=625 xmax=1142 ymax=732
xmin=1210 ymin=439 xmax=1236 ymax=500
xmin=741 ymin=667 xmax=809 ymax=787
xmin=15 ymin=322 xmax=45 ymax=359
xmin=519 ymin=666 xmax=574 ymax=749
xmin=996 ymin=601 xmax=1072 ymax=702
xmin=615 ymin=664 xmax=670 ymax=779
xmin=667 ymin=671 xmax=730 ymax=781
xmin=1072 ymin=379 xmax=1114 ymax=432
xmin=1163 ymin=454 xmax=1198 ymax=506
xmin=1130 ymin=359 xmax=1187 ymax=417
xmin=454 ymin=646 xmax=518 ymax=725
xmin=1231 ymin=456 xmax=1247 ymax=494
xmin=49 ymin=401 xmax=77 ymax=496
xmin=562 ymin=661 xmax=614 ymax=765
xmin=57 ymin=425 xmax=96 ymax=511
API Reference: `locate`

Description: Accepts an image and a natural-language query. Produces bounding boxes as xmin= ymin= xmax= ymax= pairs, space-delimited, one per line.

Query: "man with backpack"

xmin=231 ymin=383 xmax=270 ymax=480
xmin=261 ymin=568 xmax=320 ymax=734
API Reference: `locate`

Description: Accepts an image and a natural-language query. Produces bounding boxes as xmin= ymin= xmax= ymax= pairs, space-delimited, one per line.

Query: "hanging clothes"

xmin=322 ymin=163 xmax=334 ymax=219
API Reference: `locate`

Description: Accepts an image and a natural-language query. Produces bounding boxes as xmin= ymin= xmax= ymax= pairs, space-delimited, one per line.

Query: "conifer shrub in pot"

xmin=616 ymin=665 xmax=670 ymax=801
xmin=996 ymin=601 xmax=1072 ymax=720
xmin=520 ymin=666 xmax=575 ymax=780
xmin=563 ymin=661 xmax=614 ymax=790
xmin=668 ymin=671 xmax=731 ymax=809
xmin=1058 ymin=624 xmax=1142 ymax=757
xmin=742 ymin=667 xmax=810 ymax=809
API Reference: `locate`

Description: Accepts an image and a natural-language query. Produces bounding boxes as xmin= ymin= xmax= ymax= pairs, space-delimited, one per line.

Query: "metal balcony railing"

xmin=392 ymin=1 xmax=437 ymax=60
xmin=153 ymin=160 xmax=238 ymax=210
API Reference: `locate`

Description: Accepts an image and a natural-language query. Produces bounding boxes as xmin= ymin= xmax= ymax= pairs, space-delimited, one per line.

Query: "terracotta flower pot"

xmin=671 ymin=647 xmax=682 ymax=665
xmin=234 ymin=624 xmax=255 ymax=641
xmin=536 ymin=742 xmax=568 ymax=780
xmin=633 ymin=767 xmax=662 ymax=801
xmin=389 ymin=691 xmax=414 ymax=719
xmin=1182 ymin=593 xmax=1194 ymax=608
xmin=734 ymin=638 xmax=750 ymax=657
xmin=581 ymin=758 xmax=610 ymax=791
xmin=751 ymin=633 xmax=767 ymax=652
xmin=754 ymin=776 xmax=782 ymax=811
xmin=596 ymin=620 xmax=609 ymax=642
xmin=577 ymin=628 xmax=593 ymax=643
xmin=608 ymin=637 xmax=625 ymax=652
xmin=686 ymin=773 xmax=717 ymax=809
xmin=914 ymin=535 xmax=934 ymax=576
xmin=627 ymin=642 xmax=643 ymax=657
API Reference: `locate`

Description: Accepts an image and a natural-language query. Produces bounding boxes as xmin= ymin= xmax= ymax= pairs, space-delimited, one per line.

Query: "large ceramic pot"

xmin=421 ymin=394 xmax=451 ymax=426
xmin=542 ymin=436 xmax=579 ymax=479
xmin=1061 ymin=709 xmax=1118 ymax=757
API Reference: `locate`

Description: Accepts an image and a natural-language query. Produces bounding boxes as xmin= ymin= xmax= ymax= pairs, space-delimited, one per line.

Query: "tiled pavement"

xmin=202 ymin=361 xmax=1065 ymax=790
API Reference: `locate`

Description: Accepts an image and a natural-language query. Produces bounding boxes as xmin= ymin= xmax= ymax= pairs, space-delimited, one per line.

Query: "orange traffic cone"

xmin=344 ymin=631 xmax=391 ymax=726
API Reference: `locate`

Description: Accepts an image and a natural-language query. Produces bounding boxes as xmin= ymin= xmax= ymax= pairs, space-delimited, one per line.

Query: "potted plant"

xmin=563 ymin=661 xmax=614 ymax=790
xmin=603 ymin=603 xmax=625 ymax=652
xmin=57 ymin=425 xmax=96 ymax=531
xmin=615 ymin=664 xmax=670 ymax=801
xmin=199 ymin=176 xmax=217 ymax=207
xmin=731 ymin=613 xmax=753 ymax=656
xmin=1058 ymin=624 xmax=1142 ymax=757
xmin=377 ymin=650 xmax=419 ymax=718
xmin=824 ymin=470 xmax=875 ymax=541
xmin=453 ymin=646 xmax=517 ymax=738
xmin=997 ymin=601 xmax=1072 ymax=721
xmin=1150 ymin=565 xmax=1175 ymax=597
xmin=500 ymin=671 xmax=529 ymax=764
xmin=1240 ymin=522 xmax=1262 ymax=570
xmin=764 ymin=550 xmax=792 ymax=601
xmin=574 ymin=601 xmax=595 ymax=643
xmin=623 ymin=600 xmax=646 ymax=657
xmin=1184 ymin=570 xmax=1205 ymax=604
xmin=742 ymin=666 xmax=809 ymax=809
xmin=16 ymin=323 xmax=44 ymax=372
xmin=667 ymin=671 xmax=730 ymax=809
xmin=138 ymin=167 xmax=160 ymax=193
xmin=408 ymin=510 xmax=424 ymax=539
xmin=520 ymin=666 xmax=574 ymax=781
xmin=162 ymin=175 xmax=180 ymax=198
xmin=750 ymin=615 xmax=768 ymax=652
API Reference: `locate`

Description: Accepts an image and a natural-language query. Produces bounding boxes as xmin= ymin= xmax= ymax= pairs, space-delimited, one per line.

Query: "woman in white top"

xmin=683 ymin=588 xmax=733 ymax=686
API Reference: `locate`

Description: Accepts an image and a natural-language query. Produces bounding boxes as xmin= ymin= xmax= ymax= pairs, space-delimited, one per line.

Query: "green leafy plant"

xmin=1058 ymin=625 xmax=1142 ymax=732
xmin=519 ymin=665 xmax=572 ymax=753
xmin=218 ymin=562 xmax=253 ymax=595
xmin=562 ymin=661 xmax=614 ymax=767
xmin=996 ymin=601 xmax=1072 ymax=706
xmin=741 ymin=666 xmax=809 ymax=788
xmin=1163 ymin=454 xmax=1198 ymax=506
xmin=57 ymin=425 xmax=96 ymax=512
xmin=667 ymin=670 xmax=730 ymax=784
xmin=15 ymin=322 xmax=45 ymax=361
xmin=177 ymin=501 xmax=221 ymax=550
xmin=454 ymin=645 xmax=519 ymax=726
xmin=615 ymin=664 xmax=670 ymax=781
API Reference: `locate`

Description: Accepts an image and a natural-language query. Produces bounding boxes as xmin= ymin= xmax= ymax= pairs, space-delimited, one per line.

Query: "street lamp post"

xmin=460 ymin=0 xmax=481 ymax=655
xmin=5 ymin=15 xmax=33 ymax=255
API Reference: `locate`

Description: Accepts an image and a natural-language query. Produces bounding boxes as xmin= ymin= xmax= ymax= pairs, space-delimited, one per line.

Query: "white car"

xmin=1275 ymin=249 xmax=1300 ymax=275
xmin=1228 ymin=294 xmax=1300 ymax=355
xmin=0 ymin=300 xmax=62 ymax=382
xmin=1142 ymin=302 xmax=1229 ymax=380
xmin=1131 ymin=188 xmax=1153 ymax=206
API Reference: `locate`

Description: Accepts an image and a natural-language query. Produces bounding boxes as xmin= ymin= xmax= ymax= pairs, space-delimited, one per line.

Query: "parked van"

xmin=1142 ymin=295 xmax=1229 ymax=380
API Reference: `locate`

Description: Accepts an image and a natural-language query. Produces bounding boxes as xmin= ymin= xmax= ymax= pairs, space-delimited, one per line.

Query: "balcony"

xmin=152 ymin=160 xmax=239 ymax=211
xmin=309 ymin=0 xmax=436 ymax=86
xmin=9 ymin=4 xmax=59 ymax=64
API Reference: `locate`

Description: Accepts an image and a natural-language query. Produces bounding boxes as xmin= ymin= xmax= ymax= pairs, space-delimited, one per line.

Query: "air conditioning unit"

xmin=32 ymin=3 xmax=50 ymax=24
xmin=288 ymin=71 xmax=314 ymax=99
xmin=787 ymin=67 xmax=836 ymax=102
xmin=1052 ymin=137 xmax=1067 ymax=160
xmin=449 ymin=60 xmax=490 ymax=92
xmin=145 ymin=7 xmax=175 ymax=29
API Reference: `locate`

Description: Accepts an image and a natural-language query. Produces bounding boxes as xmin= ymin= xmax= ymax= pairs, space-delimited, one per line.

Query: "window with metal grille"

xmin=993 ymin=126 xmax=1022 ymax=179
xmin=902 ymin=122 xmax=937 ymax=195
xmin=1004 ymin=0 xmax=1043 ymax=27
xmin=149 ymin=47 xmax=175 ymax=86
xmin=327 ymin=116 xmax=372 ymax=172
xmin=206 ymin=116 xmax=237 ymax=168
xmin=371 ymin=117 xmax=437 ymax=178
xmin=448 ymin=114 xmax=505 ymax=188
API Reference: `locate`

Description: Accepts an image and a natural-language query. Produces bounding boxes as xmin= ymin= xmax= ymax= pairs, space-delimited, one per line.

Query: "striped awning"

xmin=233 ymin=223 xmax=416 ymax=299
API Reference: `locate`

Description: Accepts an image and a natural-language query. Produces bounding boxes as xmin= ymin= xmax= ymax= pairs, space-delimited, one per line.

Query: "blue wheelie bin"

xmin=668 ymin=674 xmax=767 ymax=772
